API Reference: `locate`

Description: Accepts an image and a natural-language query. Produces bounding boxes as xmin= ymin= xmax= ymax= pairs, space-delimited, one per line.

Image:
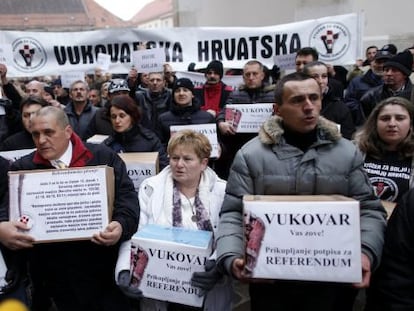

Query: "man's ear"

xmin=64 ymin=125 xmax=73 ymax=139
xmin=273 ymin=103 xmax=281 ymax=116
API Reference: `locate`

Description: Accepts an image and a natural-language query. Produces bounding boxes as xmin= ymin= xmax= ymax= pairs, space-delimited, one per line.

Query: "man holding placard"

xmin=216 ymin=60 xmax=274 ymax=179
xmin=8 ymin=106 xmax=139 ymax=311
xmin=216 ymin=72 xmax=386 ymax=310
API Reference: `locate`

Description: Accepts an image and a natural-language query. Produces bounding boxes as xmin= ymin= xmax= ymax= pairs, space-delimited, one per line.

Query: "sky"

xmin=94 ymin=0 xmax=153 ymax=21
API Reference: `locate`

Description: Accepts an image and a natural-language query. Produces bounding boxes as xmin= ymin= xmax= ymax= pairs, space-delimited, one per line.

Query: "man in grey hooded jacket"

xmin=216 ymin=72 xmax=386 ymax=310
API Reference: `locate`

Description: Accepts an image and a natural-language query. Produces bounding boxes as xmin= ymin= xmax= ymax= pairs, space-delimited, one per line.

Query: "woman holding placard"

xmin=115 ymin=130 xmax=234 ymax=311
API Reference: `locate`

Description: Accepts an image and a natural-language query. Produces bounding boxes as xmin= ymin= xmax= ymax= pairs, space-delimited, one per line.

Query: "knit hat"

xmin=384 ymin=50 xmax=413 ymax=76
xmin=173 ymin=78 xmax=194 ymax=93
xmin=206 ymin=60 xmax=224 ymax=78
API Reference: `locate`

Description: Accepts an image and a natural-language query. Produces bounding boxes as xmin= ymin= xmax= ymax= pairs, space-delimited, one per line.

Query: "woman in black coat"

xmin=365 ymin=187 xmax=414 ymax=310
xmin=103 ymin=95 xmax=169 ymax=169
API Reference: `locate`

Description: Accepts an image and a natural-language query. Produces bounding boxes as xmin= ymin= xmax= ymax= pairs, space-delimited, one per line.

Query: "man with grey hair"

xmin=64 ymin=80 xmax=98 ymax=139
xmin=9 ymin=106 xmax=139 ymax=310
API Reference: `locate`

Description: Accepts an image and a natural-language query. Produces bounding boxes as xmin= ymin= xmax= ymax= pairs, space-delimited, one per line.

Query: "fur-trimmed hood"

xmin=258 ymin=115 xmax=342 ymax=145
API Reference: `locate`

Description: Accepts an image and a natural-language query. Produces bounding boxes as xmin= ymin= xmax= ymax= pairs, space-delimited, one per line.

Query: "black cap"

xmin=374 ymin=49 xmax=393 ymax=61
xmin=382 ymin=44 xmax=398 ymax=55
xmin=173 ymin=78 xmax=194 ymax=93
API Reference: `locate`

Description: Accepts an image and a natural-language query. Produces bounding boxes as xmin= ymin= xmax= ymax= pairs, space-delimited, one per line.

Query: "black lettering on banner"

xmin=197 ymin=33 xmax=303 ymax=62
xmin=237 ymin=37 xmax=249 ymax=59
xmin=249 ymin=36 xmax=259 ymax=58
xmin=81 ymin=45 xmax=93 ymax=63
xmin=53 ymin=41 xmax=183 ymax=66
xmin=260 ymin=35 xmax=273 ymax=58
xmin=224 ymin=39 xmax=236 ymax=60
xmin=290 ymin=33 xmax=301 ymax=52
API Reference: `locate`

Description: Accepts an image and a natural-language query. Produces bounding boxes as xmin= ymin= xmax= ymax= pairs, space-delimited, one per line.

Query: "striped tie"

xmin=55 ymin=160 xmax=67 ymax=169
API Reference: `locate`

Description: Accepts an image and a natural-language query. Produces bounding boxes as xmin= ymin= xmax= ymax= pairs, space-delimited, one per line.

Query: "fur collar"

xmin=258 ymin=115 xmax=342 ymax=145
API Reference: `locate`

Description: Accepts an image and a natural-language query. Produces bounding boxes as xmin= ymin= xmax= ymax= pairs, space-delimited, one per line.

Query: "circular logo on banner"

xmin=309 ymin=22 xmax=350 ymax=62
xmin=12 ymin=37 xmax=47 ymax=73
xmin=370 ymin=176 xmax=398 ymax=202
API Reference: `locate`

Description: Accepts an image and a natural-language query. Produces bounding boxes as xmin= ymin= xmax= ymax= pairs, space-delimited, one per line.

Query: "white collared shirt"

xmin=50 ymin=141 xmax=73 ymax=168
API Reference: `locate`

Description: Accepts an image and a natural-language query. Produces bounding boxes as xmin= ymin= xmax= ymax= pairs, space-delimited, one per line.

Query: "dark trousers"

xmin=249 ymin=281 xmax=358 ymax=311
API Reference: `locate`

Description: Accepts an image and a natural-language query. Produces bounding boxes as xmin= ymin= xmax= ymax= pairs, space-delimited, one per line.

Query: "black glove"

xmin=0 ymin=266 xmax=20 ymax=295
xmin=188 ymin=62 xmax=196 ymax=72
xmin=117 ymin=270 xmax=143 ymax=300
xmin=190 ymin=259 xmax=223 ymax=297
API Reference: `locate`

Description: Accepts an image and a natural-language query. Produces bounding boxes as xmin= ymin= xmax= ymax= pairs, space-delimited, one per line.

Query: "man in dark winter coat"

xmin=135 ymin=72 xmax=172 ymax=132
xmin=9 ymin=106 xmax=139 ymax=311
xmin=360 ymin=50 xmax=414 ymax=121
xmin=216 ymin=60 xmax=275 ymax=179
xmin=216 ymin=72 xmax=386 ymax=310
xmin=345 ymin=49 xmax=393 ymax=126
xmin=64 ymin=80 xmax=98 ymax=140
xmin=157 ymin=78 xmax=215 ymax=145
xmin=0 ymin=96 xmax=49 ymax=151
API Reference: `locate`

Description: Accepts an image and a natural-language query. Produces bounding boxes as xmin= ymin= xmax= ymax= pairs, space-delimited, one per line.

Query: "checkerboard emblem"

xmin=309 ymin=21 xmax=350 ymax=62
xmin=19 ymin=44 xmax=35 ymax=66
xmin=320 ymin=30 xmax=339 ymax=54
xmin=12 ymin=37 xmax=47 ymax=72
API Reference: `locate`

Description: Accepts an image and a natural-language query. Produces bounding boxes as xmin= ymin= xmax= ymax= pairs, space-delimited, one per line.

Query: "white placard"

xmin=273 ymin=53 xmax=297 ymax=70
xmin=243 ymin=195 xmax=362 ymax=283
xmin=8 ymin=166 xmax=113 ymax=242
xmin=118 ymin=152 xmax=159 ymax=194
xmin=170 ymin=123 xmax=219 ymax=158
xmin=176 ymin=71 xmax=243 ymax=91
xmin=96 ymin=53 xmax=111 ymax=71
xmin=0 ymin=149 xmax=35 ymax=162
xmin=60 ymin=71 xmax=85 ymax=88
xmin=225 ymin=103 xmax=273 ymax=133
xmin=86 ymin=134 xmax=109 ymax=144
xmin=130 ymin=224 xmax=212 ymax=307
xmin=131 ymin=48 xmax=165 ymax=73
xmin=0 ymin=44 xmax=13 ymax=65
xmin=222 ymin=75 xmax=244 ymax=91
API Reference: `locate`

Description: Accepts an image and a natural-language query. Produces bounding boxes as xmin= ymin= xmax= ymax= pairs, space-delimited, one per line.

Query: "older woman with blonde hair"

xmin=116 ymin=130 xmax=233 ymax=311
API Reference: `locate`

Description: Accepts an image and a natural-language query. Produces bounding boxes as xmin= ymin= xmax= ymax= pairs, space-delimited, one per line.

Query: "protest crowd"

xmin=1 ymin=26 xmax=414 ymax=311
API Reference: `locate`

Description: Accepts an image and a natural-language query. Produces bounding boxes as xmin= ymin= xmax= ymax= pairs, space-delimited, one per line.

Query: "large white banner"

xmin=0 ymin=13 xmax=360 ymax=77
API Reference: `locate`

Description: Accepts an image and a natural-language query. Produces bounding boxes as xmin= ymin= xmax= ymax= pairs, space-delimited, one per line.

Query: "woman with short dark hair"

xmin=103 ymin=95 xmax=168 ymax=169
